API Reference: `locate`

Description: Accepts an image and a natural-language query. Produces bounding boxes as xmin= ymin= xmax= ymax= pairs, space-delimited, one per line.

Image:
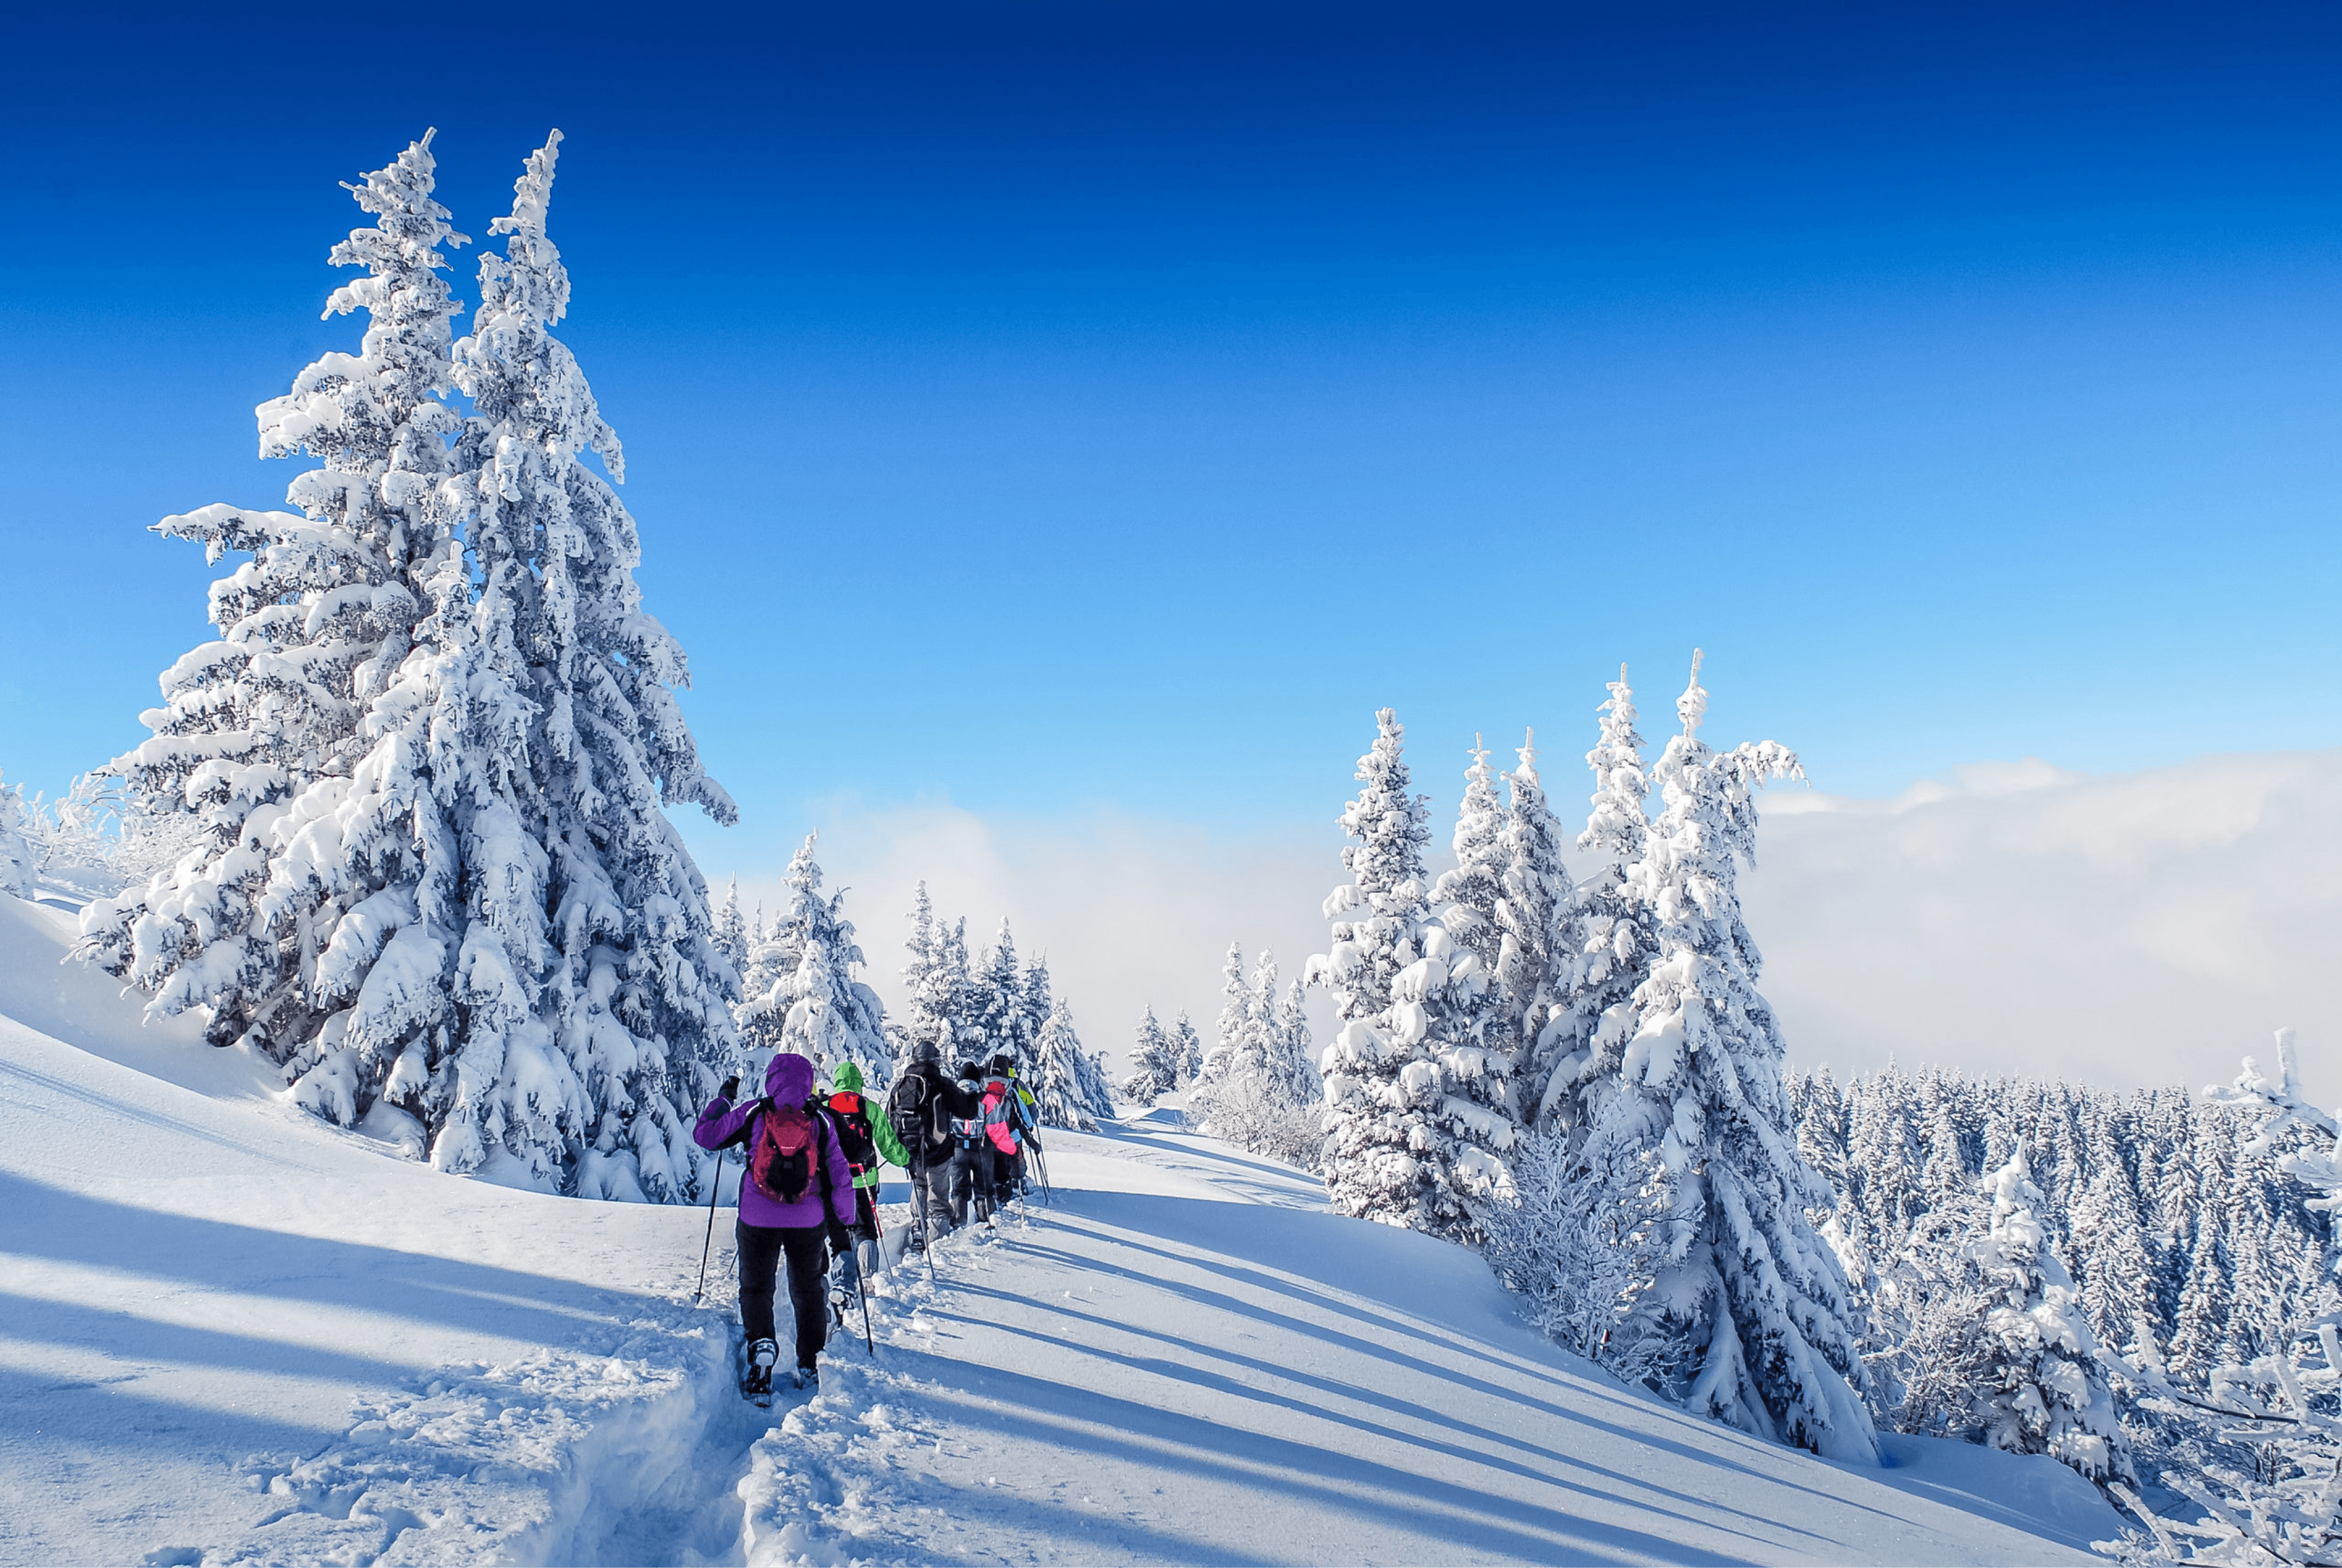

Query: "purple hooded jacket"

xmin=693 ymin=1053 xmax=857 ymax=1230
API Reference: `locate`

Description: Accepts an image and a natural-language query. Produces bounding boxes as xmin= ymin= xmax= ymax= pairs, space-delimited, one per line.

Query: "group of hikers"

xmin=692 ymin=1040 xmax=1044 ymax=1401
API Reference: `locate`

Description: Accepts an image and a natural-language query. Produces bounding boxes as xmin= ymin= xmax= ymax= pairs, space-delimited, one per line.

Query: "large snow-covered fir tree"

xmin=403 ymin=130 xmax=740 ymax=1195
xmin=1968 ymin=1144 xmax=2133 ymax=1484
xmin=84 ymin=132 xmax=740 ymax=1203
xmin=77 ymin=133 xmax=471 ymax=1058
xmin=1308 ymin=709 xmax=1515 ymax=1242
xmin=1566 ymin=654 xmax=1874 ymax=1459
xmin=1123 ymin=1006 xmax=1183 ymax=1104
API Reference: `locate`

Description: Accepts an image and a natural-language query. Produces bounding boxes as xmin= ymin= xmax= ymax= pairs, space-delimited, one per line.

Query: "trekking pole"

xmin=858 ymin=1263 xmax=876 ymax=1356
xmin=1033 ymin=1143 xmax=1053 ymax=1207
xmin=692 ymin=1148 xmax=726 ymax=1305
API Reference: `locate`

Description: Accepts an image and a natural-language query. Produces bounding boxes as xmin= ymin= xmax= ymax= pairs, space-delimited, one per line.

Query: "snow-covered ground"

xmin=1 ymin=893 xmax=2123 ymax=1566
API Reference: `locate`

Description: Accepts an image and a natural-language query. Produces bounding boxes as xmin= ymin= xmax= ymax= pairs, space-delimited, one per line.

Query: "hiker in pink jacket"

xmin=695 ymin=1051 xmax=857 ymax=1397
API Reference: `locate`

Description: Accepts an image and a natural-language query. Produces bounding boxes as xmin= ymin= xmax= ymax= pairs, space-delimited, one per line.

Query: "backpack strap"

xmin=718 ymin=1096 xmax=773 ymax=1153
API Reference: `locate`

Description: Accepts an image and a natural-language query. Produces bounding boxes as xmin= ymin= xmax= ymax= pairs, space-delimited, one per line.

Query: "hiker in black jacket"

xmin=886 ymin=1042 xmax=972 ymax=1246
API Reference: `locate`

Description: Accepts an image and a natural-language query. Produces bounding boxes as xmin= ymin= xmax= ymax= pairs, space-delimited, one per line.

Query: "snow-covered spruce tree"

xmin=1268 ymin=975 xmax=1321 ymax=1109
xmin=1171 ymin=1009 xmax=1205 ymax=1088
xmin=739 ymin=835 xmax=889 ymax=1085
xmin=1307 ymin=708 xmax=1514 ymax=1242
xmin=1123 ymin=1006 xmax=1182 ymax=1104
xmin=0 ymin=774 xmax=36 ymax=898
xmin=1966 ymin=1142 xmax=2134 ymax=1485
xmin=1192 ymin=940 xmax=1258 ymax=1116
xmin=713 ymin=876 xmax=749 ymax=975
xmin=290 ymin=130 xmax=736 ymax=1197
xmin=898 ymin=882 xmax=951 ymax=1057
xmin=1534 ymin=665 xmax=1656 ymax=1131
xmin=1493 ymin=729 xmax=1575 ymax=1125
xmin=1431 ymin=737 xmax=1508 ymax=1061
xmin=1195 ymin=950 xmax=1326 ymax=1169
xmin=739 ymin=835 xmax=820 ymax=1056
xmin=1019 ymin=953 xmax=1056 ymax=1059
xmin=937 ymin=916 xmax=983 ymax=1064
xmin=1031 ymin=998 xmax=1113 ymax=1130
xmin=972 ymin=918 xmax=1026 ymax=1059
xmin=76 ymin=134 xmax=471 ymax=1057
xmin=1567 ymin=654 xmax=1874 ymax=1459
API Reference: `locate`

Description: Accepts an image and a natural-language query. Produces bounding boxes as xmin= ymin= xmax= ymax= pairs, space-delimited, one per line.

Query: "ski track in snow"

xmin=1 ymin=894 xmax=2122 ymax=1566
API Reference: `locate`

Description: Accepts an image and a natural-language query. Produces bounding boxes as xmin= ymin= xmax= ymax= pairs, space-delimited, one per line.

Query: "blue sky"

xmin=3 ymin=1 xmax=2337 ymax=874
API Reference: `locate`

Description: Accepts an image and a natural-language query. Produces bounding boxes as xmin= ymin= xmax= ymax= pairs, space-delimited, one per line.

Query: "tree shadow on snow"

xmin=0 ymin=1170 xmax=670 ymax=1459
xmin=1006 ymin=1198 xmax=1918 ymax=1531
xmin=874 ymin=1340 xmax=1751 ymax=1566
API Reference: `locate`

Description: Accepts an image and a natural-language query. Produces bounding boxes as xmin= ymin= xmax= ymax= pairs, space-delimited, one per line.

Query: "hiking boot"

xmin=742 ymin=1336 xmax=778 ymax=1400
xmin=791 ymin=1365 xmax=818 ymax=1392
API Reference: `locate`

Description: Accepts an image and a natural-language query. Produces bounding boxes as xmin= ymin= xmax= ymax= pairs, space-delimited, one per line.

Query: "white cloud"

xmin=1743 ymin=749 xmax=2342 ymax=1104
xmin=697 ymin=751 xmax=2342 ymax=1106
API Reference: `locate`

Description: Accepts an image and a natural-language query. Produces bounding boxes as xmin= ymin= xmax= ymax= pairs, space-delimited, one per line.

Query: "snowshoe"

xmin=742 ymin=1336 xmax=778 ymax=1408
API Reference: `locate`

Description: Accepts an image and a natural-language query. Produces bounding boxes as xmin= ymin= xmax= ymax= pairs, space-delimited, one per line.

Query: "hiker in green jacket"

xmin=824 ymin=1061 xmax=909 ymax=1289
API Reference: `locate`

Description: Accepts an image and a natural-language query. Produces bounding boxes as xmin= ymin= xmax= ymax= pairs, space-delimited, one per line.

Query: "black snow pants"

xmin=957 ymin=1145 xmax=997 ymax=1221
xmin=917 ymin=1147 xmax=958 ymax=1234
xmin=736 ymin=1219 xmax=829 ymax=1372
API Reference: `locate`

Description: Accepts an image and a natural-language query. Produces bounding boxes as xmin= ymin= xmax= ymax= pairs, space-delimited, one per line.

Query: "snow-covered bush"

xmin=1485 ymin=1124 xmax=1675 ymax=1386
xmin=0 ymin=773 xmax=35 ymax=899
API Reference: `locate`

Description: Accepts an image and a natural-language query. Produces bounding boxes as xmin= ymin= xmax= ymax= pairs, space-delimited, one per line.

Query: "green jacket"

xmin=829 ymin=1060 xmax=910 ymax=1187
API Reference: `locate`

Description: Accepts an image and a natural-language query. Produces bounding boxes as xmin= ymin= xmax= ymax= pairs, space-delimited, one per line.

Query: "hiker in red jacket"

xmin=695 ymin=1052 xmax=858 ymax=1398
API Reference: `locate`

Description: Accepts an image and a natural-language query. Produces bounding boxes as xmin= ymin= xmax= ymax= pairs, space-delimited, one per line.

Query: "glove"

xmin=720 ymin=1075 xmax=740 ymax=1101
xmin=827 ymin=1219 xmax=853 ymax=1257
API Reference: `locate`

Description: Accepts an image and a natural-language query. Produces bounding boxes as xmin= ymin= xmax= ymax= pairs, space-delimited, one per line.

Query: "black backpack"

xmin=886 ymin=1073 xmax=931 ymax=1164
xmin=826 ymin=1091 xmax=879 ymax=1173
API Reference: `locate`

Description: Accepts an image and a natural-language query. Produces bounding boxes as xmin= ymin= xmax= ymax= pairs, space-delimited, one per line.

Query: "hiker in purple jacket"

xmin=695 ymin=1051 xmax=858 ymax=1395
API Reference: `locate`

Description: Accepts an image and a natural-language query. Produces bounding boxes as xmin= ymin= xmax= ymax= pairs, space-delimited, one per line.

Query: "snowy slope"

xmin=0 ymin=897 xmax=2122 ymax=1566
xmin=0 ymin=898 xmax=750 ymax=1567
xmin=750 ymin=1115 xmax=2119 ymax=1566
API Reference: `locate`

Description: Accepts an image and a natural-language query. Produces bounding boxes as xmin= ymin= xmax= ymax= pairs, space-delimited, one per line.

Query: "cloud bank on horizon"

xmin=706 ymin=748 xmax=2340 ymax=1106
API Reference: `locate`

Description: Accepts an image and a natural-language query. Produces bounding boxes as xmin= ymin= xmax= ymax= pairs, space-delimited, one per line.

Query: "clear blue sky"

xmin=3 ymin=1 xmax=2337 ymax=867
